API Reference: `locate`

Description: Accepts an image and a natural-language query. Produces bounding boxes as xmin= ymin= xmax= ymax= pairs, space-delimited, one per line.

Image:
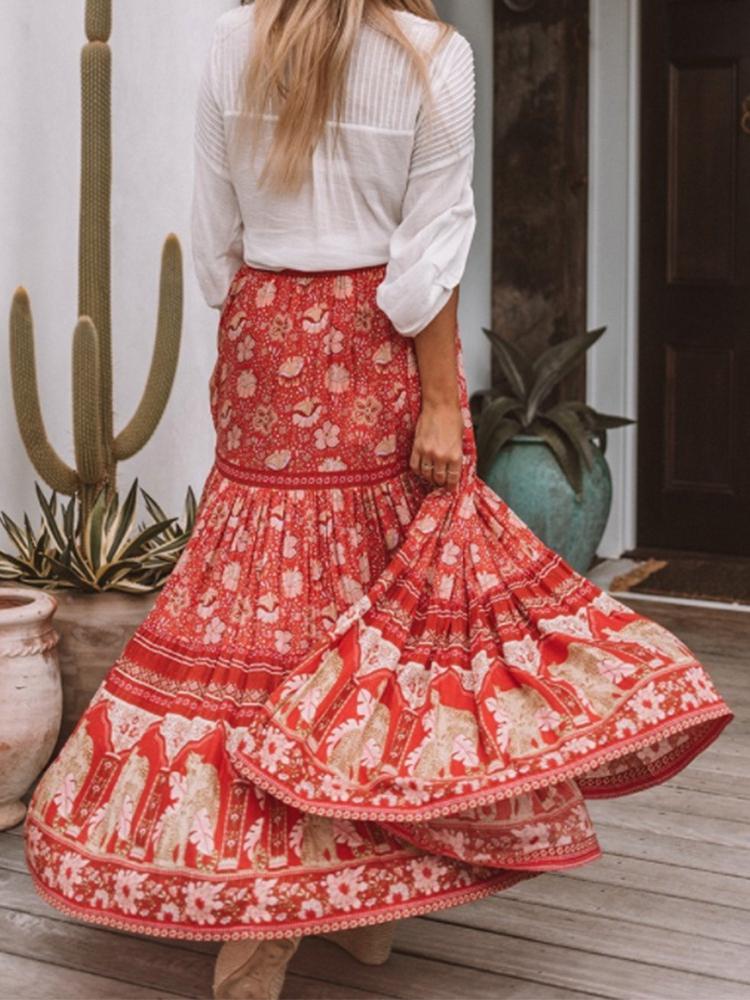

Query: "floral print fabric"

xmin=25 ymin=263 xmax=733 ymax=941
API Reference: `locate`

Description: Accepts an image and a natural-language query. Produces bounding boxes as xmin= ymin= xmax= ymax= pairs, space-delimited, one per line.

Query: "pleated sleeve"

xmin=375 ymin=30 xmax=477 ymax=337
xmin=191 ymin=21 xmax=245 ymax=310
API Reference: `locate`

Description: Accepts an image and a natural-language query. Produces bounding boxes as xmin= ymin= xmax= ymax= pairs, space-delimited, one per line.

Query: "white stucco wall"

xmin=0 ymin=1 xmax=492 ymax=524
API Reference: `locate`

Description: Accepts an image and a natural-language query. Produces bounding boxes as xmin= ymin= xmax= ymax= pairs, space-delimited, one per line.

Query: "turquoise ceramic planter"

xmin=482 ymin=435 xmax=612 ymax=573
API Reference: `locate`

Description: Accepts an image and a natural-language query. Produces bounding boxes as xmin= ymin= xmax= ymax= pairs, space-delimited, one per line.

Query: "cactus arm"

xmin=9 ymin=288 xmax=80 ymax=496
xmin=79 ymin=6 xmax=113 ymax=459
xmin=114 ymin=235 xmax=183 ymax=461
xmin=72 ymin=316 xmax=106 ymax=485
xmin=86 ymin=0 xmax=111 ymax=42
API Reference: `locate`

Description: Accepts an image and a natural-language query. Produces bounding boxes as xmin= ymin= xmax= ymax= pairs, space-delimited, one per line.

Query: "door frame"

xmin=586 ymin=0 xmax=641 ymax=558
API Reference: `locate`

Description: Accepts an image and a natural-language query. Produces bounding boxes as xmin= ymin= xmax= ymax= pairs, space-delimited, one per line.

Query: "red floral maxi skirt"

xmin=25 ymin=263 xmax=733 ymax=940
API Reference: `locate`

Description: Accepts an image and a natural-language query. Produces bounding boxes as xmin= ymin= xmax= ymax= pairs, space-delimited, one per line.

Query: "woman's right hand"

xmin=410 ymin=401 xmax=464 ymax=490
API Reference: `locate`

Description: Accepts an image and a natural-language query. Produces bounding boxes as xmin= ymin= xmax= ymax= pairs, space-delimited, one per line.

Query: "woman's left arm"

xmin=410 ymin=287 xmax=464 ymax=490
xmin=191 ymin=19 xmax=245 ymax=312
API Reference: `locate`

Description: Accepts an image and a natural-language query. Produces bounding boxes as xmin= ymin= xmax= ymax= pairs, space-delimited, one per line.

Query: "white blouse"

xmin=191 ymin=5 xmax=476 ymax=337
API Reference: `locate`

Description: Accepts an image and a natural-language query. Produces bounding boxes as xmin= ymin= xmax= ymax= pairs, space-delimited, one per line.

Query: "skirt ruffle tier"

xmin=24 ymin=263 xmax=734 ymax=941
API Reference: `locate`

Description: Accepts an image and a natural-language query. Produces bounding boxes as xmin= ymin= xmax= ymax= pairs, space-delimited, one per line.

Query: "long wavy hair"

xmin=241 ymin=0 xmax=452 ymax=194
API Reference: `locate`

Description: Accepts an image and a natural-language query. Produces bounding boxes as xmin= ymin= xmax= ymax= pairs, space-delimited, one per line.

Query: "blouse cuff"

xmin=375 ymin=159 xmax=476 ymax=337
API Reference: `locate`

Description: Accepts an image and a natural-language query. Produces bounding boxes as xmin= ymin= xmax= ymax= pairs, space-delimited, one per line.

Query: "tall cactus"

xmin=9 ymin=0 xmax=183 ymax=526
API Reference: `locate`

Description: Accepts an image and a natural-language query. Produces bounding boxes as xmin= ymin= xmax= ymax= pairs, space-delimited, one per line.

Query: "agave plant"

xmin=0 ymin=479 xmax=197 ymax=593
xmin=470 ymin=326 xmax=634 ymax=495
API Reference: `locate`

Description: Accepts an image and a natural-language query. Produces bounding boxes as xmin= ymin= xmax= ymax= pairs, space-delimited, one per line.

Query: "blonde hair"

xmin=241 ymin=0 xmax=452 ymax=194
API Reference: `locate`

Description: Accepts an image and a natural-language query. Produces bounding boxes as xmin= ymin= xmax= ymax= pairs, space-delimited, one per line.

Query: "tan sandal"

xmin=322 ymin=921 xmax=396 ymax=965
xmin=213 ymin=936 xmax=301 ymax=999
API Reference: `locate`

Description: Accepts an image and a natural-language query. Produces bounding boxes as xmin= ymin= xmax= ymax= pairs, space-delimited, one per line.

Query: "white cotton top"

xmin=191 ymin=4 xmax=476 ymax=337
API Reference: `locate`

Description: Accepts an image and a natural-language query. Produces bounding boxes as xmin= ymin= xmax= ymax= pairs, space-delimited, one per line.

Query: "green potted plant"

xmin=469 ymin=325 xmax=634 ymax=573
xmin=1 ymin=0 xmax=191 ymax=749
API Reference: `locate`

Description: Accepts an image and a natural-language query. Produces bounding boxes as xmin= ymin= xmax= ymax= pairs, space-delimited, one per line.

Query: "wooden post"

xmin=492 ymin=0 xmax=589 ymax=399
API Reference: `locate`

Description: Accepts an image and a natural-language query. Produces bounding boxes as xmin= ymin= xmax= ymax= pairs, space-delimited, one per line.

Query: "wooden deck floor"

xmin=1 ymin=597 xmax=748 ymax=1000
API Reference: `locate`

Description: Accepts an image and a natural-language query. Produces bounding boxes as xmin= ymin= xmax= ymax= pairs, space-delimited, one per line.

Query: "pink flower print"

xmin=282 ymin=569 xmax=304 ymax=598
xmin=326 ymin=363 xmax=350 ymax=394
xmin=302 ymin=303 xmax=330 ymax=333
xmin=113 ymin=869 xmax=149 ymax=915
xmin=256 ymin=280 xmax=276 ymax=308
xmin=184 ymin=881 xmax=226 ymax=925
xmin=318 ymin=457 xmax=347 ymax=471
xmin=502 ymin=635 xmax=542 ymax=676
xmin=236 ymin=334 xmax=255 ymax=362
xmin=282 ymin=535 xmax=298 ymax=559
xmin=373 ymin=342 xmax=392 ymax=366
xmin=340 ymin=575 xmax=364 ymax=603
xmin=218 ymin=399 xmax=233 ymax=429
xmin=597 ymin=655 xmax=637 ymax=684
xmin=441 ymin=541 xmax=461 ymax=566
xmin=409 ymin=857 xmax=443 ymax=894
xmin=257 ymin=593 xmax=279 ymax=623
xmin=325 ymin=865 xmax=367 ymax=911
xmin=252 ymin=404 xmax=278 ymax=435
xmin=323 ymin=327 xmax=344 ymax=354
xmin=517 ymin=823 xmax=552 ymax=853
xmin=354 ymin=301 xmax=373 ymax=332
xmin=265 ymin=449 xmax=291 ymax=470
xmin=274 ymin=630 xmax=293 ymax=654
xmin=386 ymin=881 xmax=411 ymax=903
xmin=221 ymin=561 xmax=241 ymax=592
xmin=268 ymin=312 xmax=293 ymax=341
xmin=203 ymin=616 xmax=226 ymax=645
xmin=310 ymin=559 xmax=323 ymax=582
xmin=196 ymin=586 xmax=218 ymax=620
xmin=229 ymin=594 xmax=254 ymax=626
xmin=260 ymin=730 xmax=294 ymax=774
xmin=536 ymin=707 xmax=562 ymax=732
xmin=278 ymin=356 xmax=304 ymax=379
xmin=236 ymin=370 xmax=257 ymax=398
xmin=226 ymin=310 xmax=246 ymax=341
xmin=631 ymin=682 xmax=668 ymax=725
xmin=232 ymin=526 xmax=251 ymax=553
xmin=385 ymin=528 xmax=401 ymax=550
xmin=314 ymin=420 xmax=340 ymax=450
xmin=292 ymin=397 xmax=322 ymax=428
xmin=299 ymin=898 xmax=324 ymax=919
xmin=452 ymin=733 xmax=479 ymax=768
xmin=226 ymin=425 xmax=242 ymax=451
xmin=352 ymin=394 xmax=383 ymax=427
xmin=375 ymin=434 xmax=396 ymax=457
xmin=332 ymin=274 xmax=353 ymax=299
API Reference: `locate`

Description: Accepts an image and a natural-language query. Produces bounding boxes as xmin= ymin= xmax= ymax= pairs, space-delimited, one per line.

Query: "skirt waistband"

xmin=240 ymin=262 xmax=388 ymax=279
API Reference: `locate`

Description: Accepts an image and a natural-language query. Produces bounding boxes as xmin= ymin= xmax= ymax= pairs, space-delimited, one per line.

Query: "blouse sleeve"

xmin=375 ymin=30 xmax=477 ymax=338
xmin=191 ymin=21 xmax=245 ymax=311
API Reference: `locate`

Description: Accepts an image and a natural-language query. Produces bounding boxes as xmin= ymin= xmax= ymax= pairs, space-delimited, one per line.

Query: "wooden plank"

xmin=429 ymin=893 xmax=750 ymax=982
xmin=294 ymin=939 xmax=594 ymax=1000
xmin=499 ymin=869 xmax=749 ymax=944
xmin=0 ymin=908 xmax=214 ymax=999
xmin=0 ymin=950 xmax=182 ymax=1000
xmin=401 ymin=916 xmax=749 ymax=1000
xmin=586 ymin=800 xmax=750 ymax=849
xmin=0 ymin=831 xmax=27 ymax=873
xmin=592 ymin=822 xmax=750 ymax=877
xmin=591 ymin=783 xmax=750 ymax=822
xmin=556 ymin=853 xmax=750 ymax=909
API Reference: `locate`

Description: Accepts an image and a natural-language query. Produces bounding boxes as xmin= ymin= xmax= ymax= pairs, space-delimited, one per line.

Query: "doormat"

xmin=613 ymin=553 xmax=750 ymax=606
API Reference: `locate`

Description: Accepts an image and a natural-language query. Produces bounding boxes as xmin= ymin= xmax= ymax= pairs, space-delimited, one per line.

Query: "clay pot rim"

xmin=0 ymin=585 xmax=58 ymax=624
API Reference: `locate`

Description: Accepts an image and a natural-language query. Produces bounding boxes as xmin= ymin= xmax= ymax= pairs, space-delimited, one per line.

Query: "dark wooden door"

xmin=639 ymin=0 xmax=750 ymax=555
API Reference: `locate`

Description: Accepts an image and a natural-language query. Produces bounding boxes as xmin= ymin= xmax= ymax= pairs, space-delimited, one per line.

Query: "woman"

xmin=25 ymin=2 xmax=733 ymax=999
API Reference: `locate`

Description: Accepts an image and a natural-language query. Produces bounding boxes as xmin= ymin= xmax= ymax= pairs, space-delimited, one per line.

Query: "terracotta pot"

xmin=52 ymin=589 xmax=157 ymax=748
xmin=0 ymin=586 xmax=62 ymax=830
